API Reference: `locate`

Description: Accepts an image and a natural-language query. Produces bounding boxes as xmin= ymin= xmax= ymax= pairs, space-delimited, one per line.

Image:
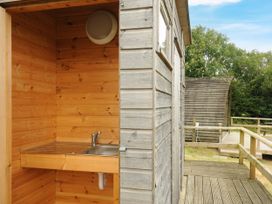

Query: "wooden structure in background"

xmin=185 ymin=78 xmax=231 ymax=142
xmin=0 ymin=0 xmax=191 ymax=204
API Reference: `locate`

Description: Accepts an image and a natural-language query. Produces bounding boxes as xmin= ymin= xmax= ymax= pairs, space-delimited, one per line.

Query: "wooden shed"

xmin=185 ymin=78 xmax=231 ymax=142
xmin=0 ymin=0 xmax=191 ymax=203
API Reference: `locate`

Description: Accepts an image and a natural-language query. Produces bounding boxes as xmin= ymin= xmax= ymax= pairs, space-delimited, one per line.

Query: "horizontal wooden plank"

xmin=120 ymin=0 xmax=153 ymax=10
xmin=121 ymin=90 xmax=153 ymax=109
xmin=185 ymin=142 xmax=238 ymax=149
xmin=155 ymin=108 xmax=171 ymax=128
xmin=120 ymin=8 xmax=153 ymax=29
xmin=21 ymin=153 xmax=119 ymax=173
xmin=120 ymin=189 xmax=152 ymax=204
xmin=120 ymin=130 xmax=152 ymax=149
xmin=121 ymin=149 xmax=152 ymax=170
xmin=121 ymin=169 xmax=152 ymax=190
xmin=155 ymin=120 xmax=171 ymax=147
xmin=120 ymin=29 xmax=152 ymax=49
xmin=155 ymin=72 xmax=172 ymax=94
xmin=57 ymin=115 xmax=119 ymax=128
xmin=120 ymin=70 xmax=153 ymax=89
xmin=120 ymin=49 xmax=153 ymax=69
xmin=156 ymin=91 xmax=171 ymax=108
xmin=155 ymin=54 xmax=172 ymax=82
xmin=6 ymin=0 xmax=118 ymax=13
xmin=121 ymin=110 xmax=152 ymax=130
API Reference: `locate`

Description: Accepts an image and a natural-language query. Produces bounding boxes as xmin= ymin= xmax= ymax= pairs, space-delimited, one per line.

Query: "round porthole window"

xmin=86 ymin=10 xmax=117 ymax=45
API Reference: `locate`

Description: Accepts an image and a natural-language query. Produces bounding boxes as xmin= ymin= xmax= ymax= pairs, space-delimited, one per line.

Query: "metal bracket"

xmin=119 ymin=146 xmax=127 ymax=152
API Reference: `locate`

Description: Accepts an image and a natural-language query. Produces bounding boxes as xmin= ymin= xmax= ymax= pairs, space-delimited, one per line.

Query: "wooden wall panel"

xmin=56 ymin=5 xmax=119 ymax=145
xmin=55 ymin=171 xmax=114 ymax=204
xmin=119 ymin=0 xmax=154 ymax=203
xmin=153 ymin=0 xmax=185 ymax=203
xmin=12 ymin=12 xmax=57 ymax=204
xmin=185 ymin=78 xmax=231 ymax=142
xmin=55 ymin=4 xmax=119 ymax=204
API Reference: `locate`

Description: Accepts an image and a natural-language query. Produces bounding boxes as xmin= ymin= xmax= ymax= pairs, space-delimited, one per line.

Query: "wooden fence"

xmin=231 ymin=116 xmax=272 ymax=135
xmin=185 ymin=125 xmax=272 ymax=182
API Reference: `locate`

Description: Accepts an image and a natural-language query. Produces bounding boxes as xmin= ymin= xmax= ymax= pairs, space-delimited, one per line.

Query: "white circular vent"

xmin=86 ymin=10 xmax=117 ymax=45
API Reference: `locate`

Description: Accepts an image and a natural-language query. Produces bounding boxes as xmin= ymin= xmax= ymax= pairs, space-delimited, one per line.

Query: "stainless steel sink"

xmin=84 ymin=144 xmax=119 ymax=156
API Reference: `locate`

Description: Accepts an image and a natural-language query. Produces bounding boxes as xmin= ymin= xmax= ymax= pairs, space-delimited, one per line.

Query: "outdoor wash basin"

xmin=84 ymin=144 xmax=119 ymax=156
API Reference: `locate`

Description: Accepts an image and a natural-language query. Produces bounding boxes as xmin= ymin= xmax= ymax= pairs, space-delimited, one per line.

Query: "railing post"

xmin=239 ymin=130 xmax=244 ymax=164
xmin=257 ymin=119 xmax=261 ymax=152
xmin=257 ymin=119 xmax=261 ymax=134
xmin=231 ymin=117 xmax=233 ymax=126
xmin=218 ymin=123 xmax=223 ymax=143
xmin=250 ymin=136 xmax=257 ymax=179
xmin=192 ymin=119 xmax=196 ymax=142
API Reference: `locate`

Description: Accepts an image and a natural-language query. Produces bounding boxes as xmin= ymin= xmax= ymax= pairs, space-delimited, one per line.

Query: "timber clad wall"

xmin=154 ymin=1 xmax=185 ymax=204
xmin=55 ymin=5 xmax=119 ymax=203
xmin=12 ymin=12 xmax=56 ymax=203
xmin=119 ymin=0 xmax=154 ymax=203
xmin=2 ymin=0 xmax=188 ymax=203
xmin=185 ymin=78 xmax=231 ymax=142
xmin=119 ymin=0 xmax=185 ymax=203
xmin=55 ymin=5 xmax=119 ymax=146
xmin=11 ymin=4 xmax=119 ymax=203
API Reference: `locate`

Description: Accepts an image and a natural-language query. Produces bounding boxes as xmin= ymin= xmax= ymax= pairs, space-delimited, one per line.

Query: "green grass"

xmin=185 ymin=147 xmax=237 ymax=162
xmin=185 ymin=147 xmax=272 ymax=194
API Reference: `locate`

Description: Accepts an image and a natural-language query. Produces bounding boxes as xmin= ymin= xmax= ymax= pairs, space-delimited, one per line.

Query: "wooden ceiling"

xmin=0 ymin=0 xmax=118 ymax=13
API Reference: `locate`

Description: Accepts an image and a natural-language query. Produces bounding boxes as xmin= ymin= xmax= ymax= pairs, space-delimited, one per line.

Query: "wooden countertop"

xmin=21 ymin=142 xmax=119 ymax=173
xmin=22 ymin=142 xmax=91 ymax=154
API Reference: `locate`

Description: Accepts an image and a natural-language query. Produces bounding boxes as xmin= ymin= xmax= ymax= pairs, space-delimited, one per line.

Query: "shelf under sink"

xmin=20 ymin=142 xmax=119 ymax=173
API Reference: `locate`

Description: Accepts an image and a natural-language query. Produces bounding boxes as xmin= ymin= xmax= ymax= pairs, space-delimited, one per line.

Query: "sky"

xmin=188 ymin=0 xmax=272 ymax=52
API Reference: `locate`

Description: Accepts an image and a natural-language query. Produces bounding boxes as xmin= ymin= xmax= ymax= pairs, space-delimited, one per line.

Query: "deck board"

xmin=185 ymin=175 xmax=194 ymax=204
xmin=182 ymin=160 xmax=272 ymax=204
xmin=218 ymin=178 xmax=233 ymax=204
xmin=225 ymin=179 xmax=242 ymax=204
xmin=202 ymin=177 xmax=213 ymax=204
xmin=194 ymin=176 xmax=203 ymax=204
xmin=241 ymin=180 xmax=262 ymax=204
xmin=233 ymin=179 xmax=252 ymax=204
xmin=210 ymin=178 xmax=223 ymax=204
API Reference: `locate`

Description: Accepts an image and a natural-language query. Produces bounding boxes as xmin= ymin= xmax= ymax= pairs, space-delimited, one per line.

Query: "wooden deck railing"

xmin=231 ymin=116 xmax=272 ymax=135
xmin=185 ymin=125 xmax=272 ymax=183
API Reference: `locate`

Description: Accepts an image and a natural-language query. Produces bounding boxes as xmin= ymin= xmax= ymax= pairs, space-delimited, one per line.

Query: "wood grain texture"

xmin=185 ymin=78 xmax=232 ymax=142
xmin=153 ymin=1 xmax=186 ymax=202
xmin=6 ymin=0 xmax=118 ymax=13
xmin=21 ymin=153 xmax=119 ymax=173
xmin=54 ymin=4 xmax=119 ymax=203
xmin=56 ymin=4 xmax=119 ymax=145
xmin=0 ymin=7 xmax=12 ymax=204
xmin=119 ymin=2 xmax=154 ymax=204
xmin=12 ymin=12 xmax=57 ymax=204
xmin=55 ymin=171 xmax=114 ymax=204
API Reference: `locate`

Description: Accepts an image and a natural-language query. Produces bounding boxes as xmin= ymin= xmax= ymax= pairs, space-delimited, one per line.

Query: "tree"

xmin=185 ymin=26 xmax=272 ymax=117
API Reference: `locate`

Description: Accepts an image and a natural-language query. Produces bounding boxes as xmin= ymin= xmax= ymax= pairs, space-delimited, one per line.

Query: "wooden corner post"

xmin=0 ymin=7 xmax=12 ymax=204
xmin=239 ymin=130 xmax=244 ymax=164
xmin=250 ymin=136 xmax=257 ymax=179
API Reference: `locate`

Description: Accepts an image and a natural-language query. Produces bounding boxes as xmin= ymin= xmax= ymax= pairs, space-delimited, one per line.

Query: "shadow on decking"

xmin=181 ymin=160 xmax=272 ymax=204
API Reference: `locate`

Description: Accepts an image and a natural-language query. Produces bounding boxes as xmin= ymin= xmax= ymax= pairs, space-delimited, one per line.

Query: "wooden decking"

xmin=181 ymin=160 xmax=272 ymax=204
